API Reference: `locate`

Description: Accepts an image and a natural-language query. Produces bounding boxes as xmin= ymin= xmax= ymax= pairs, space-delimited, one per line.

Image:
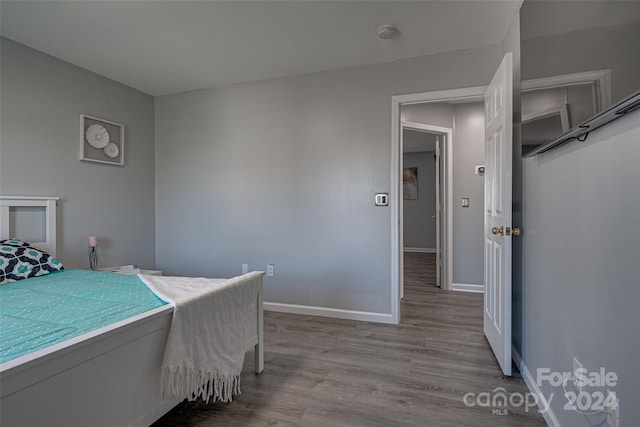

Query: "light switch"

xmin=462 ymin=197 xmax=469 ymax=207
xmin=375 ymin=193 xmax=389 ymax=206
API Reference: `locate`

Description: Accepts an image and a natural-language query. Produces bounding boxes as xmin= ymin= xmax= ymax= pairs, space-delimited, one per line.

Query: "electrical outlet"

xmin=573 ymin=357 xmax=584 ymax=393
xmin=242 ymin=264 xmax=248 ymax=274
xmin=267 ymin=264 xmax=274 ymax=277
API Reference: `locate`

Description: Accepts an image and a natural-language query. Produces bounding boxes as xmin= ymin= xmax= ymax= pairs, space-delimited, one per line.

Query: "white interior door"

xmin=484 ymin=52 xmax=513 ymax=376
xmin=435 ymin=136 xmax=441 ymax=288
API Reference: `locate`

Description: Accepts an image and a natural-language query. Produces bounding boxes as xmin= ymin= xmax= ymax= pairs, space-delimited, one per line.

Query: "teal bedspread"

xmin=0 ymin=269 xmax=168 ymax=364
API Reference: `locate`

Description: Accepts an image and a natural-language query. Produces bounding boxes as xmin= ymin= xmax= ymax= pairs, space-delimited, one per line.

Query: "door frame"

xmin=391 ymin=86 xmax=486 ymax=324
xmin=521 ymin=69 xmax=611 ymax=110
xmin=400 ymin=121 xmax=450 ymax=298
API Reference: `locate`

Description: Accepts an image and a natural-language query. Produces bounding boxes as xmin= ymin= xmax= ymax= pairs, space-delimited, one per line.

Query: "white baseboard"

xmin=451 ymin=283 xmax=484 ymax=293
xmin=263 ymin=302 xmax=394 ymax=324
xmin=512 ymin=347 xmax=561 ymax=427
xmin=403 ymin=247 xmax=436 ymax=253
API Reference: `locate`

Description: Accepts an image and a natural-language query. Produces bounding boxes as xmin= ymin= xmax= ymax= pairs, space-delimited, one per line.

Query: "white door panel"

xmin=484 ymin=52 xmax=513 ymax=376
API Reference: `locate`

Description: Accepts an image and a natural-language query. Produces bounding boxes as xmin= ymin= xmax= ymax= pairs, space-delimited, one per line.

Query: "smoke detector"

xmin=377 ymin=24 xmax=398 ymax=40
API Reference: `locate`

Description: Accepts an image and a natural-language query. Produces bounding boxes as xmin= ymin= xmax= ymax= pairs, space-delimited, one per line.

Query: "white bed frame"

xmin=0 ymin=196 xmax=264 ymax=427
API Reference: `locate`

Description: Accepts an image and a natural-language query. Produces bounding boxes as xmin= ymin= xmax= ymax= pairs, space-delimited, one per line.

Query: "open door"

xmin=484 ymin=52 xmax=513 ymax=376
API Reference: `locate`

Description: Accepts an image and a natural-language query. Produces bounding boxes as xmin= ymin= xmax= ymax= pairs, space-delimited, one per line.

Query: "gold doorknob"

xmin=432 ymin=215 xmax=437 ymax=219
xmin=512 ymin=228 xmax=522 ymax=236
xmin=492 ymin=226 xmax=504 ymax=236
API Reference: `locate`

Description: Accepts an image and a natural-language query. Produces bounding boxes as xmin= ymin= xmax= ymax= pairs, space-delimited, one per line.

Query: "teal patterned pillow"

xmin=0 ymin=239 xmax=64 ymax=284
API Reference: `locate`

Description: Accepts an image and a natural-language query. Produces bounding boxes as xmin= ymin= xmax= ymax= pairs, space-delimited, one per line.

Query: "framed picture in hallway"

xmin=403 ymin=167 xmax=418 ymax=200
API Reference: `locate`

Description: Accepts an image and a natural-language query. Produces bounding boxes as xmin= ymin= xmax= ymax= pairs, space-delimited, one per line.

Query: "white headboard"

xmin=0 ymin=196 xmax=59 ymax=257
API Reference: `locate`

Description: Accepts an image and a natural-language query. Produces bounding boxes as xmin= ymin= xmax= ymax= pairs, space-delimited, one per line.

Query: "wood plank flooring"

xmin=153 ymin=253 xmax=545 ymax=426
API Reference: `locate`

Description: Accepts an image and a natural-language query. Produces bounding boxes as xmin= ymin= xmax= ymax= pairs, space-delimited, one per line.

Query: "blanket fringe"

xmin=163 ymin=367 xmax=241 ymax=403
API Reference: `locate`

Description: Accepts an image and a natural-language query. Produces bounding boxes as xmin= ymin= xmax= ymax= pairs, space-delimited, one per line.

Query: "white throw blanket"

xmin=138 ymin=271 xmax=262 ymax=403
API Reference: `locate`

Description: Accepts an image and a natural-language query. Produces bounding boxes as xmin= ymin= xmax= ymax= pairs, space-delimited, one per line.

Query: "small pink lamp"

xmin=89 ymin=236 xmax=98 ymax=270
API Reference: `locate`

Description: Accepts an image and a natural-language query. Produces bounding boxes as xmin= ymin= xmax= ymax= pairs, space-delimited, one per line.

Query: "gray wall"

xmin=155 ymin=43 xmax=505 ymax=314
xmin=401 ymin=103 xmax=453 ymax=129
xmin=522 ymin=112 xmax=640 ymax=426
xmin=521 ymin=20 xmax=640 ymax=104
xmin=519 ymin=14 xmax=640 ymax=426
xmin=0 ymin=38 xmax=156 ymax=269
xmin=452 ymin=103 xmax=486 ymax=285
xmin=403 ymin=150 xmax=436 ymax=250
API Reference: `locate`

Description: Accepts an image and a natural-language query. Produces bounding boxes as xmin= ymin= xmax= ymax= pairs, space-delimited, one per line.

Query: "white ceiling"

xmin=0 ymin=1 xmax=522 ymax=96
xmin=4 ymin=1 xmax=635 ymax=97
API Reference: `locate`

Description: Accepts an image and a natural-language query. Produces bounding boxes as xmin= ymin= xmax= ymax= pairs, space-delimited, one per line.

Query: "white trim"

xmin=391 ymin=86 xmax=486 ymax=324
xmin=0 ymin=196 xmax=60 ymax=201
xmin=522 ymin=69 xmax=611 ymax=111
xmin=512 ymin=347 xmax=561 ymax=427
xmin=396 ymin=87 xmax=489 ymax=105
xmin=263 ymin=302 xmax=394 ymax=324
xmin=403 ymin=247 xmax=436 ymax=253
xmin=452 ymin=283 xmax=484 ymax=293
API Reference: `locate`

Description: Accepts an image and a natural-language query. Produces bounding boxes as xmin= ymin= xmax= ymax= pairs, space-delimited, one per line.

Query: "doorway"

xmin=400 ymin=123 xmax=446 ymax=299
xmin=390 ymin=87 xmax=486 ymax=325
xmin=391 ymin=69 xmax=607 ymax=375
xmin=398 ymin=100 xmax=487 ymax=323
xmin=392 ymin=53 xmax=516 ymax=378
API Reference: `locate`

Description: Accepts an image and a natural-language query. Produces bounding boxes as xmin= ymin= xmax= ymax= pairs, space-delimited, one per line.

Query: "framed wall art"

xmin=79 ymin=114 xmax=124 ymax=166
xmin=403 ymin=167 xmax=418 ymax=200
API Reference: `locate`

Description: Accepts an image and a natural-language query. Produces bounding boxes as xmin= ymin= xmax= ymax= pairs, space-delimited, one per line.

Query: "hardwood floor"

xmin=153 ymin=253 xmax=545 ymax=426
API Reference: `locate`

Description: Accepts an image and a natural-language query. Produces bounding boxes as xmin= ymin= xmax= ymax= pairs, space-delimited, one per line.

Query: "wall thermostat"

xmin=375 ymin=193 xmax=389 ymax=206
xmin=475 ymin=165 xmax=485 ymax=176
